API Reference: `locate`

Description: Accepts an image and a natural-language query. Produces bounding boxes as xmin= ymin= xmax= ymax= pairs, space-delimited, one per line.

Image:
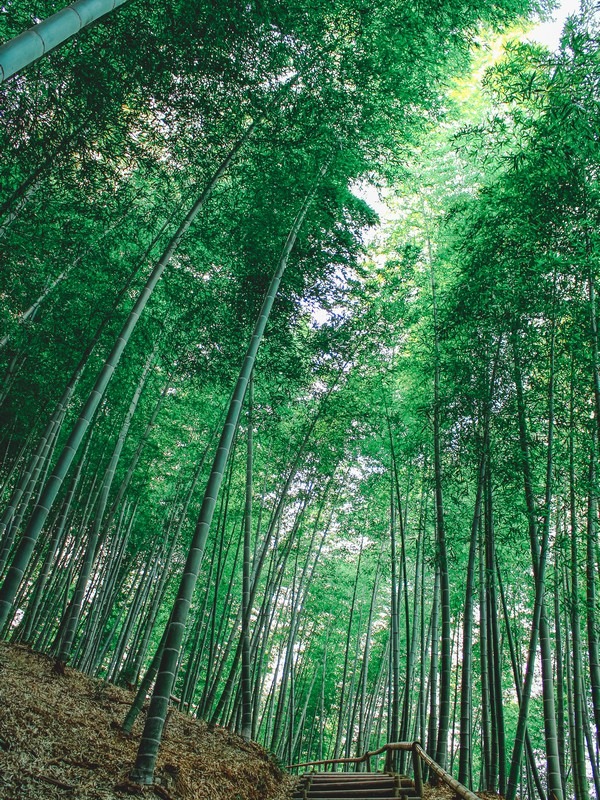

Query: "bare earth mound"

xmin=0 ymin=643 xmax=293 ymax=800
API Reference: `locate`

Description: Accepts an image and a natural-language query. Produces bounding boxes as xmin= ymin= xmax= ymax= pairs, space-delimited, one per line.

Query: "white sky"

xmin=527 ymin=0 xmax=582 ymax=49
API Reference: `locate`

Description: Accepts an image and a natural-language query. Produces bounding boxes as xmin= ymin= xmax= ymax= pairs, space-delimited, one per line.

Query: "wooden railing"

xmin=287 ymin=741 xmax=480 ymax=800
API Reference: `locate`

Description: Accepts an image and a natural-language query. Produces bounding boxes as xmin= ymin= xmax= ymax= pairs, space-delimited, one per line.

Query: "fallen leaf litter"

xmin=0 ymin=643 xmax=293 ymax=800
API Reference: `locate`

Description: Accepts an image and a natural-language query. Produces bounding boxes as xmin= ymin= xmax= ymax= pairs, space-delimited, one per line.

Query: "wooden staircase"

xmin=288 ymin=741 xmax=481 ymax=800
xmin=293 ymin=772 xmax=420 ymax=800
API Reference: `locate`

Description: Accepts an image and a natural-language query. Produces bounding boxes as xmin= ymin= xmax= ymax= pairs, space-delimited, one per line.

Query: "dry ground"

xmin=423 ymin=787 xmax=502 ymax=800
xmin=0 ymin=642 xmax=503 ymax=800
xmin=0 ymin=643 xmax=294 ymax=800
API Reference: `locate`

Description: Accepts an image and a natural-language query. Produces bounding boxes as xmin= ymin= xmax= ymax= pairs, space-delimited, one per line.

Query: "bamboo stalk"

xmin=0 ymin=0 xmax=130 ymax=83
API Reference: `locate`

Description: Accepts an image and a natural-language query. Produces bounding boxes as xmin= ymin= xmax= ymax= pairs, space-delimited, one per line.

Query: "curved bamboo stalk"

xmin=0 ymin=0 xmax=130 ymax=83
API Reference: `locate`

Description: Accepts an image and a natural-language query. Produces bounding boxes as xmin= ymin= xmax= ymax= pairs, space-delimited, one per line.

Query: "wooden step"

xmin=309 ymin=776 xmax=397 ymax=781
xmin=294 ymin=771 xmax=419 ymax=800
xmin=295 ymin=789 xmax=419 ymax=800
xmin=306 ymin=780 xmax=396 ymax=789
xmin=302 ymin=789 xmax=419 ymax=800
xmin=305 ymin=791 xmax=398 ymax=799
xmin=294 ymin=793 xmax=419 ymax=798
xmin=306 ymin=794 xmax=418 ymax=799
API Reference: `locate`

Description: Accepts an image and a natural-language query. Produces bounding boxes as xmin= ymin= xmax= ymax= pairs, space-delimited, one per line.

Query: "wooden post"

xmin=412 ymin=743 xmax=423 ymax=798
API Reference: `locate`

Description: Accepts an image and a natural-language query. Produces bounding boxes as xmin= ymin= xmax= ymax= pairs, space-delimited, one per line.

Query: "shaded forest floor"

xmin=0 ymin=642 xmax=503 ymax=800
xmin=423 ymin=787 xmax=501 ymax=800
xmin=0 ymin=643 xmax=293 ymax=800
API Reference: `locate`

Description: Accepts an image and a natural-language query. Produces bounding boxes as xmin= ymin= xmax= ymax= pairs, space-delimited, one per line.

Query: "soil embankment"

xmin=0 ymin=642 xmax=293 ymax=800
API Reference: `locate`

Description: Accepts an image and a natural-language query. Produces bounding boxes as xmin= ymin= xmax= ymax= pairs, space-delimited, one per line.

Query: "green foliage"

xmin=3 ymin=0 xmax=599 ymax=795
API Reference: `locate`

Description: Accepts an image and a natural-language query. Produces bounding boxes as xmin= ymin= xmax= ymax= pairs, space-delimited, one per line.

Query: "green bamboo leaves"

xmin=0 ymin=122 xmax=257 ymax=631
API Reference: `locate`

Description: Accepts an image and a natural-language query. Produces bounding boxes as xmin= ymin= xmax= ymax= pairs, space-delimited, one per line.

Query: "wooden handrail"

xmin=287 ymin=741 xmax=480 ymax=800
xmin=287 ymin=741 xmax=410 ymax=770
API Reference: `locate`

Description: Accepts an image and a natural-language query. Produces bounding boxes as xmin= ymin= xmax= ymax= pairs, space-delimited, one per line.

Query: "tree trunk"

xmin=0 ymin=123 xmax=256 ymax=630
xmin=507 ymin=307 xmax=561 ymax=800
xmin=457 ymin=447 xmax=486 ymax=787
xmin=586 ymin=450 xmax=600 ymax=752
xmin=130 ymin=156 xmax=331 ymax=783
xmin=56 ymin=346 xmax=156 ymax=664
xmin=241 ymin=375 xmax=253 ymax=741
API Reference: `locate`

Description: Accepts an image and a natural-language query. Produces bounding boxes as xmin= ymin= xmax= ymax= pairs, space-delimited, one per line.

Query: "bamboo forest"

xmin=1 ymin=0 xmax=600 ymax=799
